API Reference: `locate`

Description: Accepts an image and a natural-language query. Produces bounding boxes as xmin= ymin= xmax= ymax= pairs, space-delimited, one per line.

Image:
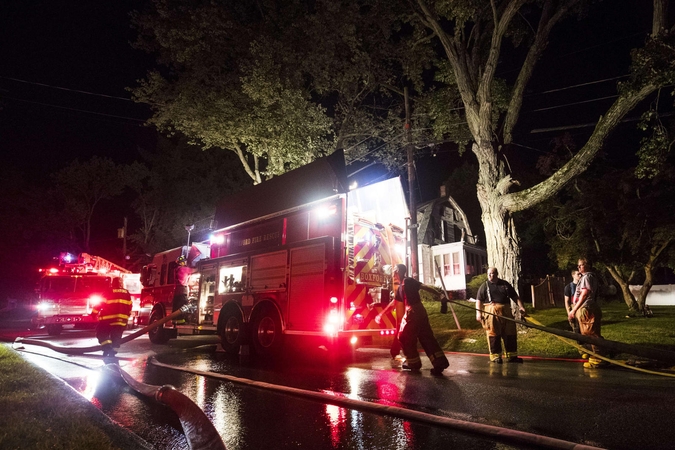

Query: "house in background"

xmin=416 ymin=187 xmax=487 ymax=299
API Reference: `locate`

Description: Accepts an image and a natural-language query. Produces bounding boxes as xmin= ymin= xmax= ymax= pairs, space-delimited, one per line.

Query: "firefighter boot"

xmin=401 ymin=356 xmax=422 ymax=372
xmin=583 ymin=357 xmax=609 ymax=369
xmin=102 ymin=344 xmax=116 ymax=358
xmin=430 ymin=358 xmax=450 ymax=376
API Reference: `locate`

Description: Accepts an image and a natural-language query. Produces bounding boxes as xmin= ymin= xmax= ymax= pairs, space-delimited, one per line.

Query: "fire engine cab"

xmin=140 ymin=150 xmax=410 ymax=357
xmin=36 ymin=253 xmax=140 ymax=336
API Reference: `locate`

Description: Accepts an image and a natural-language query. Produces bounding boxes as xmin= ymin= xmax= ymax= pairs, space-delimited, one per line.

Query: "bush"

xmin=466 ymin=274 xmax=487 ymax=299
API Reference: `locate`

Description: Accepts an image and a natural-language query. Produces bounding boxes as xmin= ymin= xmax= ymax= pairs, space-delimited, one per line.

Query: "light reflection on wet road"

xmin=11 ymin=330 xmax=675 ymax=450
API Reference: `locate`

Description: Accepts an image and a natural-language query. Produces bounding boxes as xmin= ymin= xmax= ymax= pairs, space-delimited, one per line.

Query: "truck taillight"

xmin=323 ymin=308 xmax=342 ymax=336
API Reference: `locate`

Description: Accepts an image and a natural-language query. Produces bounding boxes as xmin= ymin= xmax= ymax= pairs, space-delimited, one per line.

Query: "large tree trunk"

xmin=415 ymin=0 xmax=668 ymax=292
xmin=472 ymin=149 xmax=524 ymax=290
xmin=480 ymin=206 xmax=521 ymax=289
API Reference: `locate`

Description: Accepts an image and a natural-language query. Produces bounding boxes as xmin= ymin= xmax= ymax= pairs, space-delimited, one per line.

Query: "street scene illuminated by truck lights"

xmin=2 ymin=1 xmax=675 ymax=449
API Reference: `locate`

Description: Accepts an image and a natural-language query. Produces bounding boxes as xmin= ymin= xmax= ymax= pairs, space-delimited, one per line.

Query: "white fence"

xmin=629 ymin=285 xmax=675 ymax=306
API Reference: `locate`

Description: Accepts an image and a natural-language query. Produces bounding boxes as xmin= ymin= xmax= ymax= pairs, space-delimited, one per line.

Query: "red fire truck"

xmin=137 ymin=243 xmax=209 ymax=340
xmin=36 ymin=253 xmax=141 ymax=336
xmin=141 ymin=151 xmax=410 ymax=357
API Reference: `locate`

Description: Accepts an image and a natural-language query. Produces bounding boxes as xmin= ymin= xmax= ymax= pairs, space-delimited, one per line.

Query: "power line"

xmin=529 ymin=111 xmax=675 ymax=134
xmin=530 ymin=94 xmax=618 ymax=112
xmin=3 ymin=96 xmax=146 ymax=123
xmin=0 ymin=75 xmax=133 ymax=101
xmin=530 ymin=75 xmax=628 ymax=96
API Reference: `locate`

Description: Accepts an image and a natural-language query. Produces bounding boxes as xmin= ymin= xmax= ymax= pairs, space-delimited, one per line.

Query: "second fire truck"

xmin=139 ymin=151 xmax=410 ymax=357
xmin=36 ymin=253 xmax=141 ymax=336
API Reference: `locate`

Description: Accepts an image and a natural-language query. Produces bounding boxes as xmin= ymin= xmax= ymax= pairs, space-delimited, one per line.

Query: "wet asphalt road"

xmin=6 ymin=327 xmax=675 ymax=450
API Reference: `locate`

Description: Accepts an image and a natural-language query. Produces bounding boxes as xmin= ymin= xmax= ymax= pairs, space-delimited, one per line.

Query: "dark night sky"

xmin=0 ymin=1 xmax=658 ymax=183
xmin=0 ymin=1 xmax=156 ymax=178
xmin=0 ymin=1 xmax=669 ymax=296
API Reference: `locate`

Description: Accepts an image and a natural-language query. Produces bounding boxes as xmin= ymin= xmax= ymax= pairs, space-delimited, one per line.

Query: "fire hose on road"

xmin=12 ymin=298 xmax=675 ymax=449
xmin=14 ymin=305 xmax=227 ymax=450
xmin=13 ymin=305 xmax=193 ymax=355
xmin=151 ymin=358 xmax=605 ymax=450
xmin=100 ymin=363 xmax=227 ymax=450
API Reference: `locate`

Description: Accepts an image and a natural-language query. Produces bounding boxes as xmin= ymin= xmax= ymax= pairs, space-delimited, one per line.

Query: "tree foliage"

xmin=130 ymin=0 xmax=675 ymax=292
xmin=128 ymin=136 xmax=247 ymax=258
xmin=402 ymin=0 xmax=675 ymax=289
xmin=130 ymin=0 xmax=430 ymax=183
xmin=51 ymin=157 xmax=145 ymax=251
xmin=543 ymin=164 xmax=675 ymax=312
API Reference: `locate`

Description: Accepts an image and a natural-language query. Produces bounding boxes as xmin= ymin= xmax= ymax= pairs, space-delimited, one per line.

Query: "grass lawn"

xmin=426 ymin=299 xmax=675 ymax=360
xmin=0 ymin=344 xmax=148 ymax=450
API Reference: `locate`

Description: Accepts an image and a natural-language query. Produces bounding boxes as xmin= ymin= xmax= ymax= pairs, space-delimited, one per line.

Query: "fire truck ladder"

xmin=65 ymin=253 xmax=130 ymax=275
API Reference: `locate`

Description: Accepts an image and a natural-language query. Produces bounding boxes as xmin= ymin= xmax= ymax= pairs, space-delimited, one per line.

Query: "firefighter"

xmin=475 ymin=267 xmax=526 ymax=364
xmin=172 ymin=255 xmax=193 ymax=325
xmin=94 ymin=277 xmax=132 ymax=357
xmin=377 ymin=264 xmax=450 ymax=375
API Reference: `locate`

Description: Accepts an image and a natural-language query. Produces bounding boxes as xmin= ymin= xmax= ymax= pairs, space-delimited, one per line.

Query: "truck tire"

xmin=47 ymin=324 xmax=62 ymax=336
xmin=148 ymin=309 xmax=171 ymax=344
xmin=251 ymin=305 xmax=283 ymax=358
xmin=218 ymin=307 xmax=244 ymax=355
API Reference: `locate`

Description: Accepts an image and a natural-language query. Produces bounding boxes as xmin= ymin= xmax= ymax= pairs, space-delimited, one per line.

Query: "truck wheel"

xmin=219 ymin=308 xmax=244 ymax=355
xmin=251 ymin=305 xmax=283 ymax=358
xmin=148 ymin=309 xmax=171 ymax=344
xmin=47 ymin=325 xmax=62 ymax=336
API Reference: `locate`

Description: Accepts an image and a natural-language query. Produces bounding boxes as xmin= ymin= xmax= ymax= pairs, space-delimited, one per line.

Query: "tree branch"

xmin=502 ymin=84 xmax=657 ymax=212
xmin=504 ymin=0 xmax=583 ymax=144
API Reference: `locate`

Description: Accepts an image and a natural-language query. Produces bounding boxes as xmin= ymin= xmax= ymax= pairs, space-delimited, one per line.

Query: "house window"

xmin=452 ymin=252 xmax=460 ymax=275
xmin=443 ymin=253 xmax=451 ymax=276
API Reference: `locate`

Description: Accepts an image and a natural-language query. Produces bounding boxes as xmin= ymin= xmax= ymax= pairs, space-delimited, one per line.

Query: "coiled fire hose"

xmin=13 ymin=305 xmax=193 ymax=355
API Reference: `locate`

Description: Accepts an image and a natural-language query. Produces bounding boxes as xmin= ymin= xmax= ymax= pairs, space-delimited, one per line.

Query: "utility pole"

xmin=404 ymin=87 xmax=418 ymax=278
xmin=122 ymin=217 xmax=127 ymax=259
xmin=118 ymin=217 xmax=128 ymax=266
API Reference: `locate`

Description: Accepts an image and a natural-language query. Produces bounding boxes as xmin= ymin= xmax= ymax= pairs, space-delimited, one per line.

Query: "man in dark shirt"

xmin=378 ymin=264 xmax=450 ymax=375
xmin=564 ymin=270 xmax=582 ymax=333
xmin=475 ymin=267 xmax=526 ymax=364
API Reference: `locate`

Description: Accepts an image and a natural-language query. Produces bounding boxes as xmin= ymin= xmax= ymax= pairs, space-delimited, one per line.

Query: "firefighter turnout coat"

xmin=94 ymin=287 xmax=133 ymax=327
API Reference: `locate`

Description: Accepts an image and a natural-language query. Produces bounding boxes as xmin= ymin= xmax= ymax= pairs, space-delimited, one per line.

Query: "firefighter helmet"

xmin=176 ymin=256 xmax=187 ymax=265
